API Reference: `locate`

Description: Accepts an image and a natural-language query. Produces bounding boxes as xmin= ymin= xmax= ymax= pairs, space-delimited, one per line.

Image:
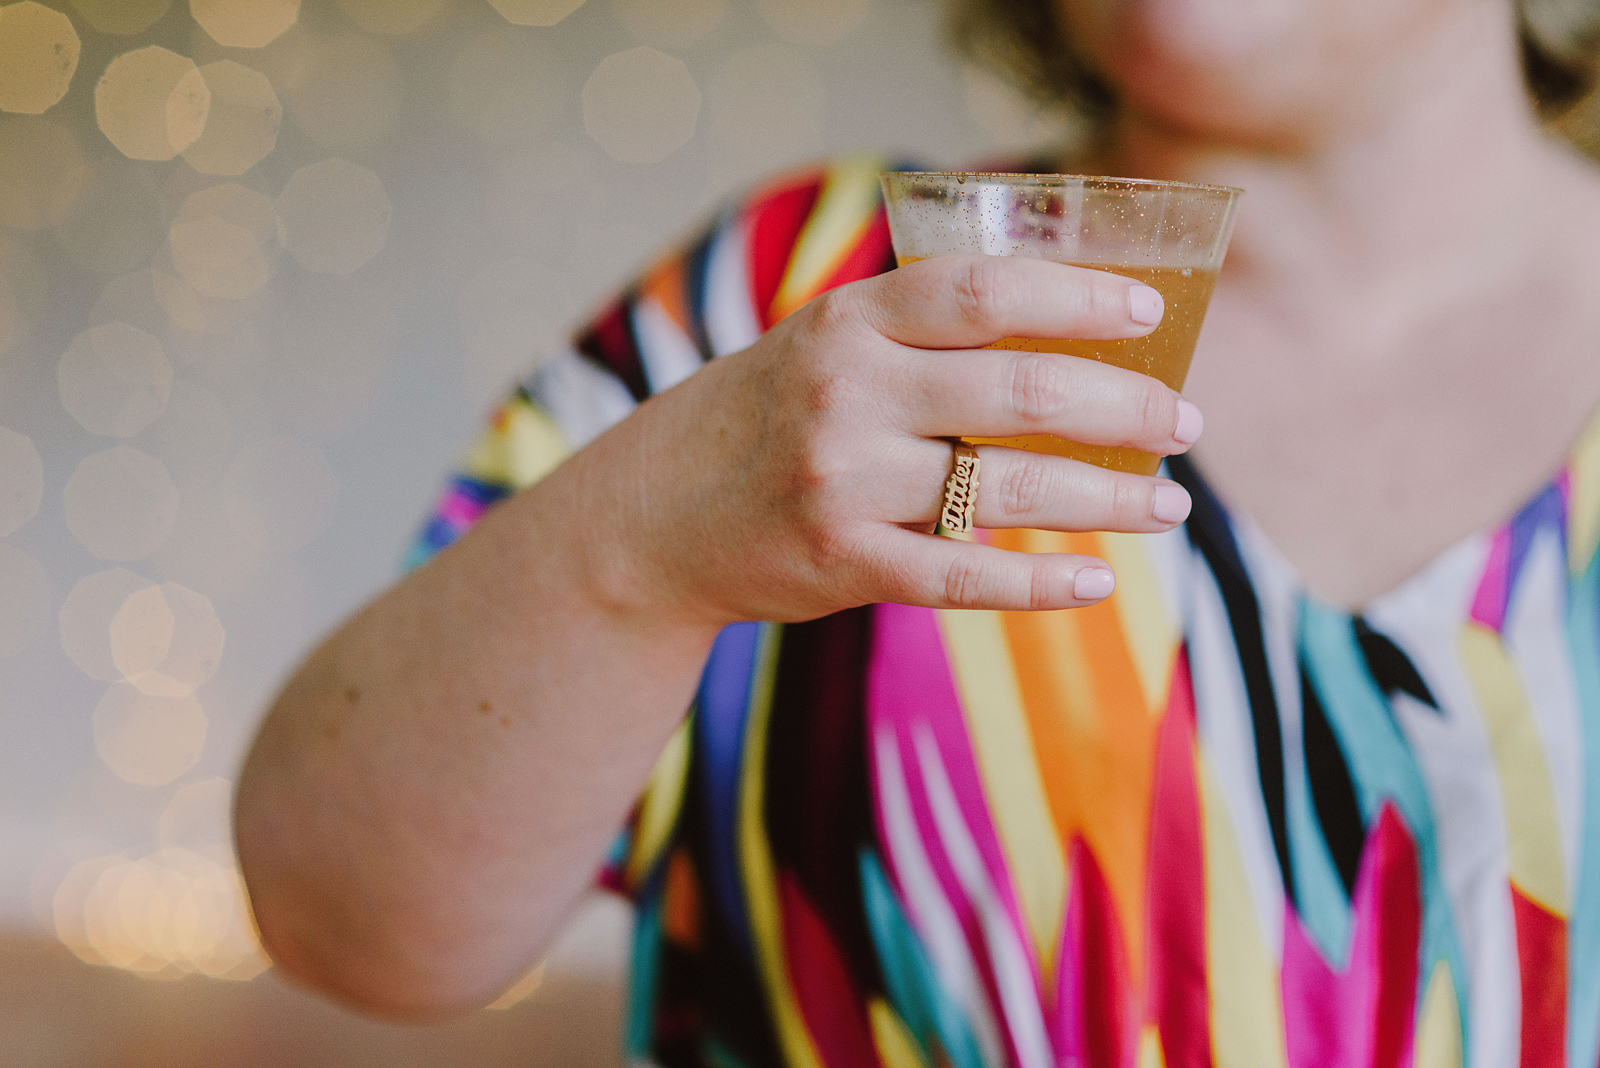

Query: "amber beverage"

xmin=881 ymin=173 xmax=1240 ymax=476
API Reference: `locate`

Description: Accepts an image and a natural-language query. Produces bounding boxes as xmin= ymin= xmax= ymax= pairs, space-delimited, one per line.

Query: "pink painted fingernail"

xmin=1073 ymin=567 xmax=1115 ymax=601
xmin=1173 ymin=400 xmax=1204 ymax=445
xmin=1152 ymin=484 xmax=1192 ymax=524
xmin=1128 ymin=285 xmax=1164 ymax=326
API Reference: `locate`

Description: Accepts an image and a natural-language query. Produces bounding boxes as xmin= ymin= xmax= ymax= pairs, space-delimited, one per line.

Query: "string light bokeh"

xmin=0 ymin=0 xmax=1594 ymax=1058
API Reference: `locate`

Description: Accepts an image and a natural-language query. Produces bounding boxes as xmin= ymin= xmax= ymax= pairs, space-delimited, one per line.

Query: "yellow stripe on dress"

xmin=1458 ymin=621 xmax=1569 ymax=914
xmin=769 ymin=153 xmax=889 ymax=323
xmin=462 ymin=396 xmax=570 ymax=489
xmin=937 ymin=607 xmax=1068 ymax=981
xmin=1568 ymin=410 xmax=1600 ymax=574
xmin=1413 ymin=961 xmax=1464 ymax=1068
xmin=1198 ymin=759 xmax=1288 ymax=1068
xmin=736 ymin=624 xmax=826 ymax=1068
xmin=868 ymin=997 xmax=931 ymax=1068
xmin=626 ymin=715 xmax=693 ymax=889
xmin=991 ymin=525 xmax=1163 ymax=979
xmin=1138 ymin=1023 xmax=1168 ymax=1068
xmin=1097 ymin=531 xmax=1181 ymax=716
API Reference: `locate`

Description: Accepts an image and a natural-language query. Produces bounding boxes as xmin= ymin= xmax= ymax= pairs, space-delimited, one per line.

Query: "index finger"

xmin=854 ymin=254 xmax=1165 ymax=350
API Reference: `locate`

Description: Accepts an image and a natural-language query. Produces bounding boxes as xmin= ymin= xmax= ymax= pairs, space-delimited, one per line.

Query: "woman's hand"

xmin=557 ymin=253 xmax=1202 ymax=630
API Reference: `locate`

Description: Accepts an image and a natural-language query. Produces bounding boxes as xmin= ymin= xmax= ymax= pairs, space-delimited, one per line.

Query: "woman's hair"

xmin=948 ymin=0 xmax=1600 ymax=123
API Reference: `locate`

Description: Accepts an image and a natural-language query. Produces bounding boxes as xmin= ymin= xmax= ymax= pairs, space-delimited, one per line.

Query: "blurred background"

xmin=0 ymin=0 xmax=1594 ymax=1064
xmin=0 ymin=0 xmax=1068 ymax=1062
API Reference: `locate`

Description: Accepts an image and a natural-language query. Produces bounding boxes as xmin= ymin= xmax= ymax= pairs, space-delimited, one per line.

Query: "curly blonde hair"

xmin=948 ymin=0 xmax=1600 ymax=123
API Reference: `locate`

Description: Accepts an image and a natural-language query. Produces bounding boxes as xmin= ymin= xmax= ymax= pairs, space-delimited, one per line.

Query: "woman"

xmin=236 ymin=0 xmax=1600 ymax=1064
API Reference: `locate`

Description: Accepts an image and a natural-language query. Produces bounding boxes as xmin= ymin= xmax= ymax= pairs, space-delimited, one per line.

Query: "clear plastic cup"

xmin=880 ymin=171 xmax=1241 ymax=475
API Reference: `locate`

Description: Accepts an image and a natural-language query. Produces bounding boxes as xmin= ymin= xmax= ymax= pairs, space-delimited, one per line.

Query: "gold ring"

xmin=937 ymin=439 xmax=980 ymax=535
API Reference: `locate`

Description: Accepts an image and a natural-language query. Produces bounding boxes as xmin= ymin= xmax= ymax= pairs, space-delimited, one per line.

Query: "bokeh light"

xmin=95 ymin=45 xmax=212 ymax=162
xmin=583 ymin=46 xmax=699 ymax=164
xmin=58 ymin=322 xmax=174 ymax=438
xmin=181 ymin=60 xmax=281 ymax=176
xmin=109 ymin=581 xmax=224 ymax=696
xmin=63 ymin=446 xmax=180 ymax=561
xmin=283 ymin=31 xmax=398 ymax=150
xmin=92 ymin=680 xmax=207 ymax=785
xmin=276 ymin=157 xmax=391 ymax=274
xmin=62 ymin=568 xmax=158 ymax=681
xmin=489 ymin=0 xmax=587 ymax=27
xmin=332 ymin=0 xmax=453 ymax=35
xmin=708 ymin=45 xmax=824 ymax=184
xmin=56 ymin=846 xmax=268 ymax=978
xmin=222 ymin=436 xmax=336 ymax=553
xmin=0 ymin=541 xmax=50 ymax=658
xmin=0 ymin=115 xmax=86 ymax=229
xmin=609 ymin=0 xmax=724 ymax=47
xmin=448 ymin=31 xmax=563 ymax=144
xmin=190 ymin=0 xmax=299 ymax=49
xmin=757 ymin=0 xmax=870 ymax=45
xmin=0 ymin=1 xmax=81 ymax=115
xmin=169 ymin=182 xmax=279 ymax=300
xmin=0 ymin=425 xmax=43 ymax=536
xmin=52 ymin=158 xmax=166 ymax=275
xmin=67 ymin=0 xmax=170 ymax=35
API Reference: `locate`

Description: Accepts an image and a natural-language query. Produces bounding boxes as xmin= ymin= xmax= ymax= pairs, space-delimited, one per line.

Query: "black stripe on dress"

xmin=1167 ymin=454 xmax=1295 ymax=904
xmin=1353 ymin=616 xmax=1440 ymax=711
xmin=1299 ymin=664 xmax=1365 ymax=899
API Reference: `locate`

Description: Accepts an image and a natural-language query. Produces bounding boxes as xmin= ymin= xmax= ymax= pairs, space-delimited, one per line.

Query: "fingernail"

xmin=1073 ymin=567 xmax=1116 ymax=601
xmin=1128 ymin=285 xmax=1164 ymax=326
xmin=1152 ymin=484 xmax=1192 ymax=524
xmin=1173 ymin=400 xmax=1204 ymax=445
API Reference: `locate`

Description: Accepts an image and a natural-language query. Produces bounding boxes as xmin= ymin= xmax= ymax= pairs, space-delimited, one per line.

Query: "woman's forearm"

xmin=234 ymin=438 xmax=718 ymax=1021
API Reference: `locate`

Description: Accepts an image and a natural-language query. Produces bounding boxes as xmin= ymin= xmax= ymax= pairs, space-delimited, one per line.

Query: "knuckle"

xmin=942 ymin=552 xmax=991 ymax=608
xmin=1108 ymin=474 xmax=1146 ymax=525
xmin=952 ymin=257 xmax=1008 ymax=328
xmin=996 ymin=453 xmax=1048 ymax=519
xmin=804 ymin=286 xmax=860 ymax=340
xmin=1027 ymin=564 xmax=1057 ymax=611
xmin=1087 ymin=278 xmax=1124 ymax=321
xmin=1010 ymin=353 xmax=1070 ymax=422
xmin=1139 ymin=382 xmax=1178 ymax=444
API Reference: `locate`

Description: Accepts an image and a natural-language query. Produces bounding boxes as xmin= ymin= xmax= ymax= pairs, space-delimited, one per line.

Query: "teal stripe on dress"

xmin=1299 ymin=600 xmax=1469 ymax=1044
xmin=1285 ymin=743 xmax=1355 ymax=966
xmin=1566 ymin=555 xmax=1600 ymax=1068
xmin=625 ymin=882 xmax=664 ymax=1059
xmin=859 ymin=849 xmax=984 ymax=1068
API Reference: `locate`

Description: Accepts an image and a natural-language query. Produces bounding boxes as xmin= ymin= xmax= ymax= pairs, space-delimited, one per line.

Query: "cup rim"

xmin=881 ymin=170 xmax=1245 ymax=197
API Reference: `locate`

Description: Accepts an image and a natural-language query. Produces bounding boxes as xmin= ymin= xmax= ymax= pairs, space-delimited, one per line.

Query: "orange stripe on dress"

xmin=640 ymin=255 xmax=694 ymax=339
xmin=991 ymin=526 xmax=1162 ymax=981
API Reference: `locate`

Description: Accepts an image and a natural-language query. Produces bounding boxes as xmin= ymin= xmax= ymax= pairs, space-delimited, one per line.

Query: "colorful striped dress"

xmin=411 ymin=156 xmax=1600 ymax=1068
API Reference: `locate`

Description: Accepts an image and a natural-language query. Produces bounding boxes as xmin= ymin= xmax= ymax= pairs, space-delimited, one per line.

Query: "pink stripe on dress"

xmin=1470 ymin=527 xmax=1513 ymax=633
xmin=1280 ymin=802 xmax=1422 ymax=1068
xmin=868 ymin=602 xmax=1046 ymax=1066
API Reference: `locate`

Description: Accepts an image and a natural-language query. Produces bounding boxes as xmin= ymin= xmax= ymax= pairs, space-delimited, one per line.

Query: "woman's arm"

xmin=235 ymin=256 xmax=1201 ymax=1019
